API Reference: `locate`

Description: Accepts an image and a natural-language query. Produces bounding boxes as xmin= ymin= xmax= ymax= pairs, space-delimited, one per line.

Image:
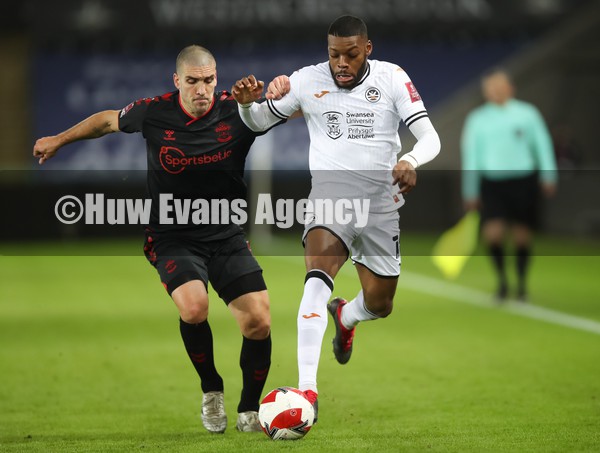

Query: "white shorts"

xmin=302 ymin=208 xmax=401 ymax=278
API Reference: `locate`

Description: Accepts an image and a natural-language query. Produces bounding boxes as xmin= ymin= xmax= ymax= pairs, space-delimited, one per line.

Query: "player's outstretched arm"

xmin=33 ymin=110 xmax=121 ymax=165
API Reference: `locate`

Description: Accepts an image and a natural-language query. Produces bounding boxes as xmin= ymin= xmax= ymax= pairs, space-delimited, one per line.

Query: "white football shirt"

xmin=239 ymin=60 xmax=440 ymax=212
xmin=242 ymin=59 xmax=435 ymax=212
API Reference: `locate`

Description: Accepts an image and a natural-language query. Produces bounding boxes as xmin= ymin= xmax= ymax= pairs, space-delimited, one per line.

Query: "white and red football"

xmin=258 ymin=387 xmax=315 ymax=440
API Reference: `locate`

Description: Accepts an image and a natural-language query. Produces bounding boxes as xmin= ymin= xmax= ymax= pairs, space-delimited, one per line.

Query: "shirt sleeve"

xmin=460 ymin=112 xmax=481 ymax=200
xmin=238 ymin=71 xmax=302 ymax=132
xmin=268 ymin=71 xmax=303 ymax=118
xmin=393 ymin=68 xmax=440 ymax=168
xmin=399 ymin=117 xmax=440 ymax=168
xmin=529 ymin=106 xmax=558 ymax=184
xmin=392 ymin=68 xmax=429 ymax=128
xmin=118 ymin=99 xmax=150 ymax=134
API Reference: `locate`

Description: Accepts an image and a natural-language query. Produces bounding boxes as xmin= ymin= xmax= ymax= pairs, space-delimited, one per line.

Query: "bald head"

xmin=176 ymin=45 xmax=216 ymax=74
xmin=173 ymin=45 xmax=218 ymax=118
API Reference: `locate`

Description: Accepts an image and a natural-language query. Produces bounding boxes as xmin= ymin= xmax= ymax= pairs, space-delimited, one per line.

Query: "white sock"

xmin=297 ymin=270 xmax=333 ymax=394
xmin=340 ymin=290 xmax=378 ymax=328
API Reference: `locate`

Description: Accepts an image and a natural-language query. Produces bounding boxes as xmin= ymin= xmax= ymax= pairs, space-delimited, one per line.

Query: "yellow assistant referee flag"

xmin=431 ymin=211 xmax=480 ymax=280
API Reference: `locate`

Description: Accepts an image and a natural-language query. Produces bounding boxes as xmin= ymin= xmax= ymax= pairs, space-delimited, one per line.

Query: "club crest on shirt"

xmin=323 ymin=111 xmax=343 ymax=140
xmin=365 ymin=87 xmax=381 ymax=103
xmin=216 ymin=122 xmax=233 ymax=143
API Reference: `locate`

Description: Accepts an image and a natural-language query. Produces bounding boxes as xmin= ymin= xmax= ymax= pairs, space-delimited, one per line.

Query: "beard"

xmin=330 ymin=58 xmax=369 ymax=89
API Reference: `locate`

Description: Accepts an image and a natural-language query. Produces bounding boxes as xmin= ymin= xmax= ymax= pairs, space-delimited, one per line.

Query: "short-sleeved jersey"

xmin=266 ymin=60 xmax=429 ymax=212
xmin=119 ymin=90 xmax=260 ymax=236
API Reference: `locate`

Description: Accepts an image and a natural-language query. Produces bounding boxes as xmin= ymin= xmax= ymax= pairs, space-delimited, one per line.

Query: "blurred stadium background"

xmin=2 ymin=2 xmax=600 ymax=451
xmin=1 ymin=0 xmax=599 ymax=243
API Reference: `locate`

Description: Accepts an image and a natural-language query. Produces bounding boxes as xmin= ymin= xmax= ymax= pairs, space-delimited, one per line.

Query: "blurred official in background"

xmin=461 ymin=68 xmax=557 ymax=301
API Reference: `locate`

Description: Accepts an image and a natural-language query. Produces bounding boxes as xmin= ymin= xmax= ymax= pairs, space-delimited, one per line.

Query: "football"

xmin=258 ymin=387 xmax=315 ymax=440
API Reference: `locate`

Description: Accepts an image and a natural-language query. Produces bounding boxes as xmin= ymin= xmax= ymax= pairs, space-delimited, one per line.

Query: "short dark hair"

xmin=328 ymin=15 xmax=368 ymax=38
xmin=176 ymin=45 xmax=215 ymax=74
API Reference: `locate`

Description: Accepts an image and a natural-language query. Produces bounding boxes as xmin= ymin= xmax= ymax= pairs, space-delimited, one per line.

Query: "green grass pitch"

xmin=1 ymin=234 xmax=599 ymax=452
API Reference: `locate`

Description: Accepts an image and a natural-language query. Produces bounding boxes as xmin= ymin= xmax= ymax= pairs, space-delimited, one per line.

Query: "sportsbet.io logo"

xmin=159 ymin=146 xmax=232 ymax=174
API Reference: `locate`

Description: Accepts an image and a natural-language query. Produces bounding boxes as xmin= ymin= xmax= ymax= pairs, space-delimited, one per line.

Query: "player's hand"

xmin=232 ymin=75 xmax=264 ymax=105
xmin=392 ymin=160 xmax=417 ymax=194
xmin=266 ymin=75 xmax=290 ymax=100
xmin=33 ymin=136 xmax=60 ymax=165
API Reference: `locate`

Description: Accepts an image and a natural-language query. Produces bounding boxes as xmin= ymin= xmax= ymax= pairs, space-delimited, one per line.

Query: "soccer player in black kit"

xmin=33 ymin=45 xmax=277 ymax=434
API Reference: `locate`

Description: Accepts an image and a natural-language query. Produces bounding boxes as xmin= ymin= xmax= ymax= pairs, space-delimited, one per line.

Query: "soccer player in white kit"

xmin=232 ymin=16 xmax=441 ymax=421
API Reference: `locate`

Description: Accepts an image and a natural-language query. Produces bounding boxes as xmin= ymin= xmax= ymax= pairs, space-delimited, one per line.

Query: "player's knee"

xmin=241 ymin=312 xmax=271 ymax=339
xmin=366 ymin=296 xmax=394 ymax=318
xmin=377 ymin=302 xmax=394 ymax=318
xmin=179 ymin=301 xmax=208 ymax=324
xmin=172 ymin=280 xmax=209 ymax=323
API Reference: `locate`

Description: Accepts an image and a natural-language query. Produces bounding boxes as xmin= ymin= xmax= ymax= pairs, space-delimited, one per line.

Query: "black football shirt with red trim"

xmin=119 ymin=90 xmax=265 ymax=238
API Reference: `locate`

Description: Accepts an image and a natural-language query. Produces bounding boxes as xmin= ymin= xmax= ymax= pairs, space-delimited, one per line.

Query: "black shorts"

xmin=143 ymin=228 xmax=265 ymax=303
xmin=480 ymin=173 xmax=540 ymax=228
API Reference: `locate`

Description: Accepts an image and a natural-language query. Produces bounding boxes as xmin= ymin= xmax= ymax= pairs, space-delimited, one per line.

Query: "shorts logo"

xmin=304 ymin=213 xmax=316 ymax=225
xmin=323 ymin=111 xmax=343 ymax=140
xmin=405 ymin=82 xmax=421 ymax=103
xmin=365 ymin=87 xmax=381 ymax=103
xmin=165 ymin=259 xmax=177 ymax=274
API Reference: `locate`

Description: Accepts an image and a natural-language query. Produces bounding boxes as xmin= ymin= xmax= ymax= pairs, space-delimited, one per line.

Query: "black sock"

xmin=489 ymin=244 xmax=507 ymax=294
xmin=516 ymin=246 xmax=531 ymax=295
xmin=237 ymin=334 xmax=272 ymax=413
xmin=179 ymin=319 xmax=224 ymax=393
